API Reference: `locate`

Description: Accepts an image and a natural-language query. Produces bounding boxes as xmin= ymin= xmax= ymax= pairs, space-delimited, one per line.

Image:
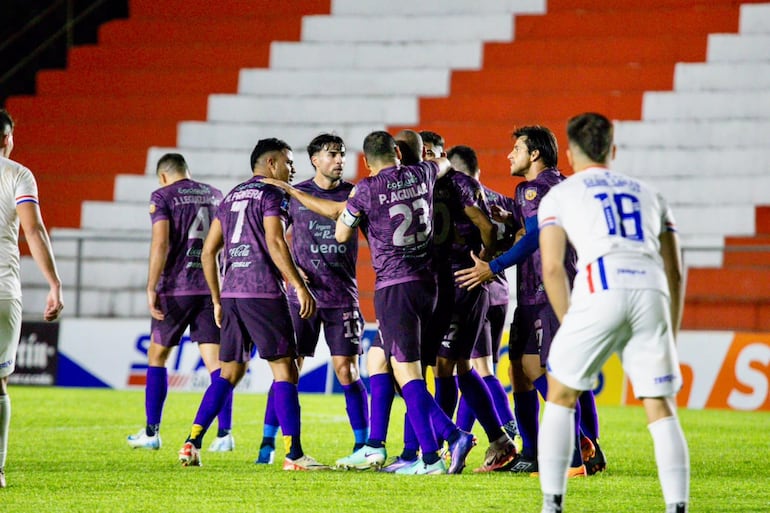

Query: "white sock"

xmin=538 ymin=401 xmax=575 ymax=497
xmin=648 ymin=416 xmax=690 ymax=506
xmin=0 ymin=395 xmax=10 ymax=470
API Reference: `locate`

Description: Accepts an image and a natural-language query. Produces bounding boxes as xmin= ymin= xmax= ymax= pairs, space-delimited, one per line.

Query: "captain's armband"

xmin=340 ymin=208 xmax=361 ymax=228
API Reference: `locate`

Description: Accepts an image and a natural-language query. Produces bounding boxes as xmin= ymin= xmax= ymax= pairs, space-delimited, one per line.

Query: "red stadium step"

xmin=451 ymin=64 xmax=674 ymax=95
xmin=756 ymin=206 xmax=770 ymax=235
xmin=7 ymin=95 xmax=208 ymax=123
xmin=37 ymin=69 xmax=240 ymax=96
xmin=419 ymin=93 xmax=643 ymax=124
xmin=686 ymin=268 xmax=770 ymax=301
xmin=723 ymin=236 xmax=770 ymax=267
xmin=513 ymin=5 xmax=740 ymax=39
xmin=66 ymin=43 xmax=271 ymax=70
xmin=128 ymin=0 xmax=329 ymax=18
xmin=15 ymin=121 xmax=178 ymax=148
xmin=483 ymin=36 xmax=709 ymax=66
xmin=99 ymin=17 xmax=303 ymax=45
xmin=682 ymin=300 xmax=770 ymax=332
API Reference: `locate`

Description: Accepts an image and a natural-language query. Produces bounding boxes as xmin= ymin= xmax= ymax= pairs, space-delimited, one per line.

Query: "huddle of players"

xmin=127 ymin=127 xmax=606 ymax=476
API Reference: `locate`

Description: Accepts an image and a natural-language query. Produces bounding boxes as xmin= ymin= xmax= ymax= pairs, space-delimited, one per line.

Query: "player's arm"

xmin=659 ymin=230 xmax=684 ymax=339
xmin=17 ymin=201 xmax=63 ymax=321
xmin=455 ymin=215 xmax=537 ymax=290
xmin=265 ymin=215 xmax=316 ymax=319
xmin=201 ymin=218 xmax=224 ymax=327
xmin=263 ymin=178 xmax=345 ymax=220
xmin=464 ymin=204 xmax=497 ymax=260
xmin=335 ymin=203 xmax=359 ymax=243
xmin=539 ymin=224 xmax=570 ymax=323
xmin=146 ymin=219 xmax=169 ymax=320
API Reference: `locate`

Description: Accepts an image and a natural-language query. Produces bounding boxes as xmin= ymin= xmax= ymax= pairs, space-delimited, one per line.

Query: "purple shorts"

xmin=437 ymin=284 xmax=490 ymax=362
xmin=374 ymin=279 xmax=437 ymax=364
xmin=219 ymin=297 xmax=296 ymax=363
xmin=508 ymin=302 xmax=560 ymax=366
xmin=290 ymin=304 xmax=364 ymax=357
xmin=151 ymin=294 xmax=219 ymax=347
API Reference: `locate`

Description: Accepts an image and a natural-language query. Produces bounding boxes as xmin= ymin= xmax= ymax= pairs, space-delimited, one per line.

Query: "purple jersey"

xmin=346 ymin=161 xmax=438 ymax=289
xmin=483 ymin=185 xmax=518 ymax=307
xmin=447 ymin=171 xmax=490 ymax=273
xmin=286 ymin=179 xmax=358 ymax=308
xmin=216 ymin=176 xmax=289 ymax=299
xmin=149 ymin=178 xmax=223 ymax=296
xmin=513 ymin=168 xmax=577 ymax=305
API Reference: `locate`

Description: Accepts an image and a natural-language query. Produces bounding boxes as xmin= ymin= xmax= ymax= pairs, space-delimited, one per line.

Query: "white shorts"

xmin=0 ymin=298 xmax=23 ymax=379
xmin=547 ymin=288 xmax=682 ymax=398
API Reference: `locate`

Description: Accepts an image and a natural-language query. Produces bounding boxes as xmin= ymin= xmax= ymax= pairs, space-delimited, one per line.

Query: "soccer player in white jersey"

xmin=536 ymin=112 xmax=689 ymax=513
xmin=0 ymin=109 xmax=64 ymax=488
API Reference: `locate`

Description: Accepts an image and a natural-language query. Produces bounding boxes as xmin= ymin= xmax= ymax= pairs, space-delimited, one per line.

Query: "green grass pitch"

xmin=1 ymin=387 xmax=768 ymax=512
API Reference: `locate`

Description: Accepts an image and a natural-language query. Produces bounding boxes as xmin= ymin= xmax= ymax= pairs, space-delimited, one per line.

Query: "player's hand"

xmin=454 ymin=251 xmax=494 ymax=290
xmin=43 ymin=285 xmax=63 ymax=322
xmin=296 ymin=286 xmax=316 ymax=320
xmin=490 ymin=205 xmax=511 ymax=224
xmin=262 ymin=177 xmax=293 ymax=192
xmin=213 ymin=302 xmax=223 ymax=328
xmin=514 ymin=227 xmax=526 ymax=244
xmin=147 ymin=289 xmax=164 ymax=321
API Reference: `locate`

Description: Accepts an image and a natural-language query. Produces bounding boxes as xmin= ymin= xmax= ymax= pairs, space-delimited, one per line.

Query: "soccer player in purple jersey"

xmin=267 ymin=131 xmax=477 ymax=474
xmin=456 ymin=126 xmax=605 ymax=476
xmin=177 ymin=138 xmax=326 ymax=470
xmin=446 ymin=145 xmax=520 ymax=451
xmin=254 ymin=134 xmax=369 ymax=468
xmin=0 ymin=109 xmax=63 ymax=489
xmin=537 ymin=113 xmax=688 ymax=513
xmin=127 ymin=153 xmax=234 ymax=453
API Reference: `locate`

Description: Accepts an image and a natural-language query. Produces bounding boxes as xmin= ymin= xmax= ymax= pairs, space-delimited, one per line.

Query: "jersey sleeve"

xmin=658 ymin=192 xmax=677 ymax=234
xmin=537 ymin=189 xmax=561 ymax=230
xmin=14 ymin=166 xmax=39 ymax=206
xmin=149 ymin=189 xmax=171 ymax=223
xmin=345 ymin=181 xmax=369 ymax=218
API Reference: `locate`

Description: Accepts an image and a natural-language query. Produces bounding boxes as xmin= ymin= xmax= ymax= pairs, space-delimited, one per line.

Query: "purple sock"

xmin=533 ymin=374 xmax=548 ymax=400
xmin=427 ymin=393 xmax=459 ymax=442
xmin=402 ymin=412 xmax=419 ymax=455
xmin=212 ymin=370 xmax=233 ymax=435
xmin=483 ymin=375 xmax=514 ymax=425
xmin=342 ymin=379 xmax=369 ymax=445
xmin=455 ymin=395 xmax=476 ymax=432
xmin=190 ymin=375 xmax=234 ymax=447
xmin=434 ymin=376 xmax=458 ymax=418
xmin=145 ymin=366 xmax=167 ymax=433
xmin=457 ymin=369 xmax=503 ymax=442
xmin=273 ymin=381 xmax=302 ymax=459
xmin=571 ymin=399 xmax=583 ymax=467
xmin=514 ymin=389 xmax=539 ymax=458
xmin=578 ymin=390 xmax=600 ymax=441
xmin=262 ymin=382 xmax=280 ymax=438
xmin=367 ymin=373 xmax=395 ymax=445
xmin=402 ymin=380 xmax=440 ymax=456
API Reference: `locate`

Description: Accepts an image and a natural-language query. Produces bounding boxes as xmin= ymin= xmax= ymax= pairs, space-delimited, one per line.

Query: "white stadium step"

xmin=238 ymin=69 xmax=450 ymax=97
xmin=50 ymin=228 xmax=148 ymax=261
xmin=674 ymin=205 xmax=755 ymax=238
xmin=21 ymin=285 xmax=146 ymax=317
xmin=642 ymin=91 xmax=770 ymax=120
xmin=81 ymin=202 xmax=147 ymax=231
xmin=177 ymin=121 xmax=377 ymax=153
xmin=740 ymin=3 xmax=770 ymax=33
xmin=146 ymin=147 xmax=251 ymax=178
xmin=270 ymin=41 xmax=484 ymax=70
xmin=21 ymin=254 xmax=147 ymax=290
xmin=643 ymin=175 xmax=770 ymax=206
xmin=613 ymin=148 xmax=770 ymax=178
xmin=674 ymin=63 xmax=770 ymax=91
xmin=614 ymin=120 xmax=770 ymax=148
xmin=707 ymin=34 xmax=770 ymax=62
xmin=300 ymin=15 xmax=514 ymax=43
xmin=207 ymin=94 xmax=418 ymax=124
xmin=113 ymin=175 xmax=240 ymax=203
xmin=330 ymin=0 xmax=545 ymax=16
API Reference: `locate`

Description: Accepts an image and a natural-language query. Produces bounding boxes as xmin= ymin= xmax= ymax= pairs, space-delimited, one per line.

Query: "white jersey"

xmin=538 ymin=166 xmax=676 ymax=299
xmin=0 ymin=156 xmax=39 ymax=300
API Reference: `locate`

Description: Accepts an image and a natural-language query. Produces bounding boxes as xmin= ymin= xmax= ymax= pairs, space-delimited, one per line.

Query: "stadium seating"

xmin=12 ymin=0 xmax=770 ymax=330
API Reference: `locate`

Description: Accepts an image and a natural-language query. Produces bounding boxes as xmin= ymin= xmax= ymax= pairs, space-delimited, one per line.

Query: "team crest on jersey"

xmin=149 ymin=203 xmax=156 ymax=214
xmin=525 ymin=188 xmax=537 ymax=201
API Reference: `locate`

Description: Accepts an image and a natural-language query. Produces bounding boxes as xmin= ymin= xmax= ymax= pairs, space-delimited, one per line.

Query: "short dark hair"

xmin=307 ymin=133 xmax=345 ymax=167
xmin=250 ymin=138 xmax=292 ymax=170
xmin=513 ymin=125 xmax=558 ymax=168
xmin=446 ymin=145 xmax=478 ymax=176
xmin=566 ymin=112 xmax=613 ymax=163
xmin=362 ymin=131 xmax=397 ymax=165
xmin=394 ymin=129 xmax=422 ymax=165
xmin=156 ymin=153 xmax=189 ymax=176
xmin=419 ymin=130 xmax=444 ymax=149
xmin=0 ymin=109 xmax=14 ymax=134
